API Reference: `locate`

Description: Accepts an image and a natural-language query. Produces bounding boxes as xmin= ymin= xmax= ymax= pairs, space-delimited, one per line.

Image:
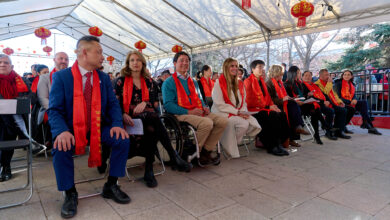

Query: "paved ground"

xmin=1 ymin=126 xmax=390 ymax=220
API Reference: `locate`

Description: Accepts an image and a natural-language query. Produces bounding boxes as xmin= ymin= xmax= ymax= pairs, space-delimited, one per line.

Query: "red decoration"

xmin=321 ymin=32 xmax=330 ymax=38
xmin=134 ymin=40 xmax=146 ymax=53
xmin=291 ymin=0 xmax=315 ymax=28
xmin=0 ymin=45 xmax=3 ymax=48
xmin=242 ymin=0 xmax=251 ymax=9
xmin=17 ymin=48 xmax=21 ymax=51
xmin=172 ymin=45 xmax=183 ymax=53
xmin=2 ymin=47 xmax=14 ymax=56
xmin=33 ymin=50 xmax=36 ymax=54
xmin=34 ymin=27 xmax=51 ymax=45
xmin=43 ymin=46 xmax=52 ymax=56
xmin=106 ymin=56 xmax=115 ymax=65
xmin=369 ymin=43 xmax=378 ymax=48
xmin=89 ymin=26 xmax=103 ymax=37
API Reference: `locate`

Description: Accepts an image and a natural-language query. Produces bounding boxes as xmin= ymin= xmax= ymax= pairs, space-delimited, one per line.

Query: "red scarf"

xmin=245 ymin=74 xmax=273 ymax=112
xmin=271 ymin=78 xmax=289 ymax=125
xmin=123 ymin=76 xmax=150 ymax=114
xmin=172 ymin=72 xmax=203 ymax=110
xmin=219 ymin=74 xmax=244 ymax=117
xmin=303 ymin=81 xmax=325 ymax=101
xmin=320 ymin=79 xmax=340 ymax=107
xmin=71 ymin=61 xmax=102 ymax=167
xmin=50 ymin=68 xmax=57 ymax=84
xmin=30 ymin=75 xmax=39 ymax=93
xmin=199 ymin=77 xmax=214 ymax=97
xmin=341 ymin=80 xmax=355 ymax=102
xmin=0 ymin=71 xmax=28 ymax=99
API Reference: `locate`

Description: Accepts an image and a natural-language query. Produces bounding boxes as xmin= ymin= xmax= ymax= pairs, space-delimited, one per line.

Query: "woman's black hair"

xmin=36 ymin=64 xmax=48 ymax=74
xmin=286 ymin=66 xmax=300 ymax=84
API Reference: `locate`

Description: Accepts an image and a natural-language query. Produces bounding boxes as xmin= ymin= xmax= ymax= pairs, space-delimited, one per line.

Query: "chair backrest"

xmin=0 ymin=98 xmax=31 ymax=115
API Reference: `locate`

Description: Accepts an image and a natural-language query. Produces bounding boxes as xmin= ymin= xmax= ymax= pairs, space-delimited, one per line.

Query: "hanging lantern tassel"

xmin=107 ymin=56 xmax=115 ymax=65
xmin=242 ymin=0 xmax=251 ymax=9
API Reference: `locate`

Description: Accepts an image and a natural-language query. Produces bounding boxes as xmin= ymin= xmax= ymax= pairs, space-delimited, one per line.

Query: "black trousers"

xmin=253 ymin=110 xmax=289 ymax=151
xmin=0 ymin=115 xmax=25 ymax=168
xmin=285 ymin=100 xmax=304 ymax=140
xmin=345 ymin=100 xmax=371 ymax=126
xmin=300 ymin=104 xmax=327 ymax=136
xmin=333 ymin=106 xmax=347 ymax=130
xmin=320 ymin=104 xmax=335 ymax=129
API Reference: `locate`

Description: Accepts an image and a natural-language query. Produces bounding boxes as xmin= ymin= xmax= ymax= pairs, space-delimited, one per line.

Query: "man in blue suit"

xmin=48 ymin=36 xmax=130 ymax=218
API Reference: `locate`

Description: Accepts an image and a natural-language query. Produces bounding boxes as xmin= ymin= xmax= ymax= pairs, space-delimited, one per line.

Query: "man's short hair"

xmin=250 ymin=60 xmax=265 ymax=72
xmin=76 ymin=35 xmax=100 ymax=49
xmin=161 ymin=69 xmax=171 ymax=76
xmin=23 ymin=72 xmax=32 ymax=77
xmin=319 ymin=69 xmax=328 ymax=75
xmin=173 ymin=51 xmax=191 ymax=63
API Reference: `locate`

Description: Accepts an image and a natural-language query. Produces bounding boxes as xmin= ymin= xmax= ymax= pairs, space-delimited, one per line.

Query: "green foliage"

xmin=326 ymin=24 xmax=390 ymax=71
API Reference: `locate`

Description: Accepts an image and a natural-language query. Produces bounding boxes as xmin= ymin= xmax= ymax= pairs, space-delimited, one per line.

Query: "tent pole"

xmin=190 ymin=49 xmax=193 ymax=77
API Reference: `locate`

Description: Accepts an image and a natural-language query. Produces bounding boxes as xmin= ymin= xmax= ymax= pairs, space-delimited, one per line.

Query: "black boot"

xmin=314 ymin=134 xmax=323 ymax=145
xmin=336 ymin=131 xmax=351 ymax=139
xmin=368 ymin=127 xmax=382 ymax=135
xmin=61 ymin=190 xmax=78 ymax=218
xmin=171 ymin=152 xmax=192 ymax=172
xmin=0 ymin=166 xmax=12 ymax=182
xmin=325 ymin=129 xmax=337 ymax=140
xmin=267 ymin=146 xmax=289 ymax=156
xmin=143 ymin=163 xmax=157 ymax=188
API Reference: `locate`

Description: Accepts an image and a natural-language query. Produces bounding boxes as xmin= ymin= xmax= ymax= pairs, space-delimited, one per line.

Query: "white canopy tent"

xmin=1 ymin=0 xmax=390 ymax=63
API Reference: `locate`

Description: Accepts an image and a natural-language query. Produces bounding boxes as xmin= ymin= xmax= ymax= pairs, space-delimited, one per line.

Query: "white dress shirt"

xmin=78 ymin=64 xmax=93 ymax=91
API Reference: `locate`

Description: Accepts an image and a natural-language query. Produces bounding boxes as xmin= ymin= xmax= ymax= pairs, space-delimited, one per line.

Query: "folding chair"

xmin=301 ymin=115 xmax=315 ymax=141
xmin=0 ymin=98 xmax=33 ymax=209
xmin=220 ymin=136 xmax=250 ymax=160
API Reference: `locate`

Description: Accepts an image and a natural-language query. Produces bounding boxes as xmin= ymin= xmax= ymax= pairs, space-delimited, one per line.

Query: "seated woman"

xmin=266 ymin=65 xmax=309 ymax=148
xmin=284 ymin=66 xmax=328 ymax=144
xmin=301 ymin=71 xmax=337 ymax=140
xmin=197 ymin=65 xmax=214 ymax=108
xmin=334 ymin=70 xmax=381 ymax=135
xmin=0 ymin=54 xmax=33 ymax=182
xmin=113 ymin=51 xmax=192 ymax=187
xmin=244 ymin=60 xmax=289 ymax=156
xmin=211 ymin=58 xmax=261 ymax=158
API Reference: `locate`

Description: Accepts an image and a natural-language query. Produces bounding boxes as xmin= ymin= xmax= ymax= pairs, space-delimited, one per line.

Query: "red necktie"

xmin=84 ymin=72 xmax=92 ymax=132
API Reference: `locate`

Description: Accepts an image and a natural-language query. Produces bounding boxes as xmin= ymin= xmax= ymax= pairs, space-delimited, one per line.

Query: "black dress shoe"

xmin=199 ymin=149 xmax=213 ymax=165
xmin=336 ymin=131 xmax=351 ymax=139
xmin=325 ymin=131 xmax=337 ymax=140
xmin=171 ymin=153 xmax=192 ymax=172
xmin=344 ymin=128 xmax=354 ymax=134
xmin=61 ymin=191 xmax=78 ymax=219
xmin=368 ymin=128 xmax=382 ymax=135
xmin=0 ymin=166 xmax=12 ymax=182
xmin=314 ymin=135 xmax=323 ymax=145
xmin=144 ymin=170 xmax=158 ymax=188
xmin=268 ymin=146 xmax=289 ymax=156
xmin=102 ymin=183 xmax=131 ymax=204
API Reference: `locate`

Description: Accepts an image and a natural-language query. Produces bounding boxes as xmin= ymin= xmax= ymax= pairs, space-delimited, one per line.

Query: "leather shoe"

xmin=171 ymin=153 xmax=192 ymax=172
xmin=314 ymin=135 xmax=323 ymax=145
xmin=344 ymin=127 xmax=354 ymax=134
xmin=0 ymin=166 xmax=12 ymax=182
xmin=199 ymin=149 xmax=213 ymax=165
xmin=282 ymin=138 xmax=289 ymax=148
xmin=289 ymin=140 xmax=301 ymax=147
xmin=336 ymin=131 xmax=351 ymax=139
xmin=268 ymin=146 xmax=289 ymax=156
xmin=102 ymin=183 xmax=131 ymax=204
xmin=368 ymin=128 xmax=382 ymax=135
xmin=61 ymin=191 xmax=78 ymax=219
xmin=325 ymin=130 xmax=337 ymax=140
xmin=295 ymin=126 xmax=310 ymax=135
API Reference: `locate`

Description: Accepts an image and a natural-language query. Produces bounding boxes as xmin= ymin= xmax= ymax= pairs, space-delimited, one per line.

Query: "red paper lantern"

xmin=106 ymin=56 xmax=115 ymax=65
xmin=43 ymin=46 xmax=52 ymax=56
xmin=34 ymin=27 xmax=51 ymax=45
xmin=17 ymin=48 xmax=21 ymax=51
xmin=291 ymin=0 xmax=315 ymax=28
xmin=2 ymin=47 xmax=14 ymax=56
xmin=0 ymin=45 xmax=3 ymax=48
xmin=89 ymin=26 xmax=103 ymax=37
xmin=134 ymin=40 xmax=146 ymax=53
xmin=172 ymin=45 xmax=183 ymax=53
xmin=242 ymin=0 xmax=251 ymax=9
xmin=33 ymin=50 xmax=36 ymax=54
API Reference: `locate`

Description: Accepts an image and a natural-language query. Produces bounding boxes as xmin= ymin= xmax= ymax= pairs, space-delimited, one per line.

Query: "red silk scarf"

xmin=341 ymin=80 xmax=355 ymax=102
xmin=218 ymin=74 xmax=244 ymax=117
xmin=245 ymin=74 xmax=273 ymax=111
xmin=71 ymin=61 xmax=102 ymax=167
xmin=50 ymin=68 xmax=57 ymax=84
xmin=0 ymin=71 xmax=28 ymax=99
xmin=30 ymin=76 xmax=39 ymax=93
xmin=123 ymin=76 xmax=150 ymax=114
xmin=320 ymin=79 xmax=341 ymax=107
xmin=199 ymin=77 xmax=214 ymax=97
xmin=271 ymin=78 xmax=289 ymax=125
xmin=172 ymin=72 xmax=203 ymax=110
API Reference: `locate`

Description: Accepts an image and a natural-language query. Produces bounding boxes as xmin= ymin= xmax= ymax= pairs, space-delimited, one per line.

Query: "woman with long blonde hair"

xmin=211 ymin=58 xmax=261 ymax=158
xmin=104 ymin=51 xmax=192 ymax=188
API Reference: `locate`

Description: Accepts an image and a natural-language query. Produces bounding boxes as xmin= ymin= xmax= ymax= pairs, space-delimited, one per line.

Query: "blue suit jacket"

xmin=48 ymin=67 xmax=123 ymax=138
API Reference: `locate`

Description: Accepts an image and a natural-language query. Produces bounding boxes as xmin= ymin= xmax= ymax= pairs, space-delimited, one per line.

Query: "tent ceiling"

xmin=1 ymin=0 xmax=390 ymax=62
